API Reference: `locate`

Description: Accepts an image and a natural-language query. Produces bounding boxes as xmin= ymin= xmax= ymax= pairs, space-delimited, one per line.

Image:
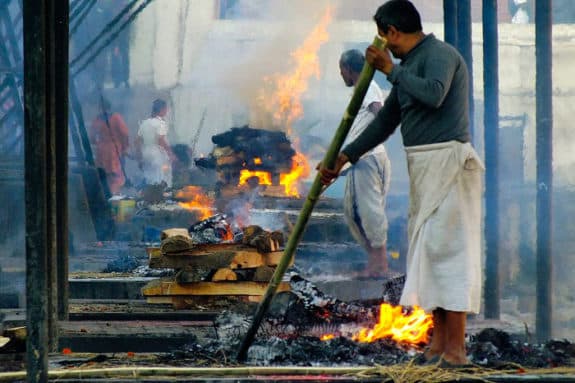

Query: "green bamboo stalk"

xmin=236 ymin=35 xmax=387 ymax=362
xmin=0 ymin=366 xmax=375 ymax=381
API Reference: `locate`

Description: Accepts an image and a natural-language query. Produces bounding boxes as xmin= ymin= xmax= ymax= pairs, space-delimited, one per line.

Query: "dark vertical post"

xmin=54 ymin=0 xmax=70 ymax=321
xmin=443 ymin=0 xmax=458 ymax=47
xmin=535 ymin=0 xmax=553 ymax=343
xmin=23 ymin=0 xmax=49 ymax=379
xmin=457 ymin=0 xmax=475 ymax=141
xmin=45 ymin=0 xmax=59 ymax=351
xmin=483 ymin=0 xmax=500 ymax=319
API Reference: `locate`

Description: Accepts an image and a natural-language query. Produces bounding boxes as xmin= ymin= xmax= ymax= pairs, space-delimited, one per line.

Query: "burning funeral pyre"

xmin=195 ymin=126 xmax=310 ymax=198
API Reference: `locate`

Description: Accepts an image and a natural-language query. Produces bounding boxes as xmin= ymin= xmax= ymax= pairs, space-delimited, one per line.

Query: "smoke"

xmin=183 ymin=0 xmax=340 ymax=138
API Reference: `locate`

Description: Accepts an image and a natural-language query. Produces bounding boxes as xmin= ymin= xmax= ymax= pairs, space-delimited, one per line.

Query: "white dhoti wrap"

xmin=343 ymin=151 xmax=391 ymax=250
xmin=399 ymin=141 xmax=484 ymax=314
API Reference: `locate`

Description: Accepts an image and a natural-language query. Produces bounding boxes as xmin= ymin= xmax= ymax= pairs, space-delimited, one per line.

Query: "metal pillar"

xmin=456 ymin=0 xmax=475 ymax=141
xmin=535 ymin=0 xmax=553 ymax=343
xmin=483 ymin=0 xmax=500 ymax=319
xmin=23 ymin=0 xmax=51 ymax=379
xmin=443 ymin=0 xmax=458 ymax=47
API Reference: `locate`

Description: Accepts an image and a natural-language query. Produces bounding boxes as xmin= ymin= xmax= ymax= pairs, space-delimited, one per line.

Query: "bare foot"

xmin=441 ymin=352 xmax=470 ymax=366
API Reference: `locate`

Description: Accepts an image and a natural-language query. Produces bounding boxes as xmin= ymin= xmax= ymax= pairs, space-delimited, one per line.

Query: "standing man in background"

xmin=320 ymin=0 xmax=484 ymax=367
xmin=339 ymin=49 xmax=391 ymax=278
xmin=135 ymin=98 xmax=177 ymax=188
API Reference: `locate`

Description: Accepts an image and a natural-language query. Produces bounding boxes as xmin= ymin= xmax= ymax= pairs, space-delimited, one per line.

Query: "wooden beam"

xmin=23 ymin=0 xmax=50 ymax=378
xmin=142 ymin=279 xmax=290 ymax=296
xmin=54 ymin=0 xmax=70 ymax=322
xmin=483 ymin=0 xmax=500 ymax=319
xmin=535 ymin=0 xmax=553 ymax=343
xmin=148 ymin=245 xmax=290 ymax=269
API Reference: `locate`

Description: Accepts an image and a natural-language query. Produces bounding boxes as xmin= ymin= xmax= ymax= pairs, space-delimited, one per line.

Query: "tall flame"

xmin=255 ymin=6 xmax=333 ymax=133
xmin=176 ymin=186 xmax=215 ymax=221
xmin=352 ymin=304 xmax=433 ymax=345
xmin=280 ymin=151 xmax=310 ymax=197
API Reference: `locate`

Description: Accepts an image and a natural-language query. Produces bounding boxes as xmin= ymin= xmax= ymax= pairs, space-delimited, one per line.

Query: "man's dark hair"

xmin=152 ymin=98 xmax=167 ymax=116
xmin=340 ymin=49 xmax=365 ymax=74
xmin=374 ymin=0 xmax=422 ymax=34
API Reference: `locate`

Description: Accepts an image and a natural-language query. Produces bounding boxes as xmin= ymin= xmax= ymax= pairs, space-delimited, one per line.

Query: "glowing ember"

xmin=253 ymin=157 xmax=263 ymax=165
xmin=352 ymin=304 xmax=433 ymax=345
xmin=320 ymin=334 xmax=335 ymax=341
xmin=238 ymin=170 xmax=272 ymax=186
xmin=176 ymin=186 xmax=215 ymax=221
xmin=237 ymin=152 xmax=310 ymax=197
xmin=280 ymin=151 xmax=310 ymax=197
xmin=255 ymin=6 xmax=333 ymax=132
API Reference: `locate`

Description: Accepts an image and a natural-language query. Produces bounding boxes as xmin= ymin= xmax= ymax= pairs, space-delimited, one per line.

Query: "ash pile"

xmin=157 ymin=275 xmax=575 ymax=369
xmin=195 ymin=126 xmax=297 ymax=196
xmin=160 ymin=280 xmax=575 ymax=368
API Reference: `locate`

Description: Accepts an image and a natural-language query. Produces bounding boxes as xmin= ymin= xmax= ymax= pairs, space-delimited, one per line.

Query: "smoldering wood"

xmin=236 ymin=35 xmax=388 ymax=362
xmin=147 ymin=245 xmax=289 ymax=270
xmin=161 ymin=228 xmax=191 ymax=240
xmin=211 ymin=126 xmax=295 ymax=162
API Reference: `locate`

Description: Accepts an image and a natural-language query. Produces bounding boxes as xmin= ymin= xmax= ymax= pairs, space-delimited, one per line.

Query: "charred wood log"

xmin=253 ymin=265 xmax=274 ymax=282
xmin=160 ymin=235 xmax=195 ymax=254
xmin=160 ymin=228 xmax=191 ymax=240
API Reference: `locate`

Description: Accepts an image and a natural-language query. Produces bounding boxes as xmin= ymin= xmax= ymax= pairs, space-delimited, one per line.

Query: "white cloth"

xmin=346 ymin=81 xmax=386 ymax=156
xmin=138 ymin=116 xmax=172 ymax=187
xmin=344 ymin=151 xmax=391 ymax=250
xmin=400 ymin=141 xmax=484 ymax=314
xmin=343 ymin=80 xmax=390 ymax=250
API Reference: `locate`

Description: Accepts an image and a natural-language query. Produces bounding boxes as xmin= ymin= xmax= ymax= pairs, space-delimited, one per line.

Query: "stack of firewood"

xmin=141 ymin=224 xmax=292 ymax=309
xmin=195 ymin=126 xmax=297 ymax=196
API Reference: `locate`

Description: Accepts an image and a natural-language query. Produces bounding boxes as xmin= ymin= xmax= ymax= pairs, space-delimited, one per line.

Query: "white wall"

xmin=128 ymin=2 xmax=575 ymax=187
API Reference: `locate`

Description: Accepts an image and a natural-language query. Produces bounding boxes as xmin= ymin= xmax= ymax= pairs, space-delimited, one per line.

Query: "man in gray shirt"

xmin=320 ymin=0 xmax=484 ymax=368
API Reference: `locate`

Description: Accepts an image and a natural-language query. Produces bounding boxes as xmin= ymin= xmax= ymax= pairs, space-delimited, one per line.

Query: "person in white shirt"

xmin=135 ymin=98 xmax=177 ymax=188
xmin=339 ymin=49 xmax=392 ymax=278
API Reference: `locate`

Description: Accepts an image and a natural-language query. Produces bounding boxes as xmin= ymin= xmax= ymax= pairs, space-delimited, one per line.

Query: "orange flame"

xmin=352 ymin=304 xmax=433 ymax=345
xmin=176 ymin=186 xmax=215 ymax=220
xmin=320 ymin=334 xmax=335 ymax=341
xmin=256 ymin=6 xmax=333 ymax=133
xmin=253 ymin=157 xmax=263 ymax=165
xmin=238 ymin=170 xmax=272 ymax=186
xmin=280 ymin=151 xmax=310 ymax=197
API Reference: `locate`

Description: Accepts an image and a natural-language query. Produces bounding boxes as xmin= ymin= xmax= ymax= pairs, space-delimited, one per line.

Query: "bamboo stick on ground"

xmin=236 ymin=35 xmax=388 ymax=362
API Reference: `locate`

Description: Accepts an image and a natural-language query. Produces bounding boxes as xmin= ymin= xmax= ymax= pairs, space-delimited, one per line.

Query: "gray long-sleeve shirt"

xmin=342 ymin=34 xmax=470 ymax=164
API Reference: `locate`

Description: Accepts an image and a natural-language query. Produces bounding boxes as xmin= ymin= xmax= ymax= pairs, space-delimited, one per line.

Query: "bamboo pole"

xmin=236 ymin=35 xmax=387 ymax=362
xmin=3 ymin=365 xmax=575 ymax=382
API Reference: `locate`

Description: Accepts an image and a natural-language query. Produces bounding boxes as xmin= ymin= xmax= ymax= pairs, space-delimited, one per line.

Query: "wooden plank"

xmin=146 ymin=296 xmax=173 ymax=304
xmin=150 ymin=243 xmax=284 ymax=256
xmin=142 ymin=280 xmax=290 ymax=296
xmin=263 ymin=251 xmax=291 ymax=267
xmin=229 ymin=251 xmax=264 ymax=269
xmin=253 ymin=266 xmax=274 ymax=282
xmin=149 ymin=249 xmax=266 ymax=270
xmin=147 ymin=245 xmax=290 ymax=269
xmin=211 ymin=268 xmax=238 ymax=281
